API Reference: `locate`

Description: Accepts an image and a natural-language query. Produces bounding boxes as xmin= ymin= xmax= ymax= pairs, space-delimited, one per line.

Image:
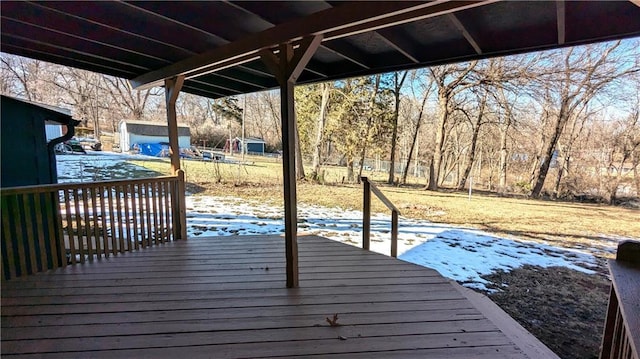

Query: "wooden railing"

xmin=1 ymin=170 xmax=186 ymax=280
xmin=600 ymin=240 xmax=639 ymax=359
xmin=361 ymin=177 xmax=401 ymax=257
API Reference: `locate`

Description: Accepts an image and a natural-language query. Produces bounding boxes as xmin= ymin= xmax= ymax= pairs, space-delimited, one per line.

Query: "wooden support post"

xmin=391 ymin=210 xmax=398 ymax=258
xmin=165 ymin=76 xmax=186 ymax=241
xmin=261 ymin=35 xmax=322 ymax=288
xmin=176 ymin=169 xmax=187 ymax=240
xmin=165 ymin=76 xmax=185 ymax=175
xmin=362 ymin=177 xmax=371 ymax=251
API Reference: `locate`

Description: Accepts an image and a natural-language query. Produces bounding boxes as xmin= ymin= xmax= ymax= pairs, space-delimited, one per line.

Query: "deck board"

xmin=2 ymin=235 xmax=531 ymax=358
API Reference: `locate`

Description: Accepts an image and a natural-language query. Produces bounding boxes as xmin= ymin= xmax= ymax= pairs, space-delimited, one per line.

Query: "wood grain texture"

xmin=2 ymin=235 xmax=531 ymax=358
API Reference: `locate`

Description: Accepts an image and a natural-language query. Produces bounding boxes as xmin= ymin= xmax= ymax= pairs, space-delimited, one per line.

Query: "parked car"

xmin=55 ymin=139 xmax=86 ymax=154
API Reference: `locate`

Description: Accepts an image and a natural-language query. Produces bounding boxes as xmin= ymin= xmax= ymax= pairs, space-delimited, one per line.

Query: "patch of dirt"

xmin=479 ymin=265 xmax=610 ymax=359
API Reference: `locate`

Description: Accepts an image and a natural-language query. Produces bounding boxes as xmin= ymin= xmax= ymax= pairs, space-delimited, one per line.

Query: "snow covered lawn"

xmin=186 ymin=195 xmax=600 ymax=291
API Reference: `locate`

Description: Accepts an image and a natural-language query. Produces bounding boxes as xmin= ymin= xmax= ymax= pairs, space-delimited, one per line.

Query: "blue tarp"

xmin=135 ymin=143 xmax=170 ymax=157
xmin=134 ymin=143 xmax=197 ymax=158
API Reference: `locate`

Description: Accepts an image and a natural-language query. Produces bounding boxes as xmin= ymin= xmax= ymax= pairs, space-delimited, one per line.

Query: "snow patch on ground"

xmin=186 ymin=195 xmax=600 ymax=291
xmin=57 ymin=151 xmax=163 ymax=183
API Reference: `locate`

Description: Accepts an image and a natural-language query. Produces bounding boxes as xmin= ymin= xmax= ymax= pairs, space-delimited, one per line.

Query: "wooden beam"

xmin=130 ymin=1 xmax=495 ymax=89
xmin=222 ymin=0 xmax=372 ymax=70
xmin=165 ymin=76 xmax=185 ymax=174
xmin=289 ymin=35 xmax=323 ymax=82
xmin=376 ymin=28 xmax=421 ymax=63
xmin=261 ymin=44 xmax=299 ymax=288
xmin=321 ymin=41 xmax=372 ymax=69
xmin=447 ymin=14 xmax=482 ymax=55
xmin=260 ymin=37 xmax=321 ymax=288
xmin=556 ymin=0 xmax=566 ymax=45
xmin=323 ymin=0 xmax=498 ymax=41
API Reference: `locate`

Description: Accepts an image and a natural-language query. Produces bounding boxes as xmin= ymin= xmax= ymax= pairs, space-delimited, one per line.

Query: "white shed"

xmin=119 ymin=120 xmax=190 ymax=151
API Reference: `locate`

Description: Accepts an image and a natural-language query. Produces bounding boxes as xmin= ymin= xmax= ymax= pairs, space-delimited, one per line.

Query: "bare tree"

xmin=402 ymin=70 xmax=434 ymax=184
xmin=529 ymin=41 xmax=637 ymax=197
xmin=1 ymin=55 xmax=44 ymax=101
xmin=427 ymin=61 xmax=478 ymax=190
xmin=457 ymin=89 xmax=489 ymax=190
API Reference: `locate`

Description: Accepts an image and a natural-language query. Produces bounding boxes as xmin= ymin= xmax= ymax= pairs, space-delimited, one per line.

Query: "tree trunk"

xmin=498 ymin=127 xmax=509 ymax=192
xmin=388 ymin=71 xmax=407 ymax=184
xmin=428 ymin=94 xmax=448 ymax=190
xmin=403 ymin=113 xmax=422 ymax=184
xmin=530 ymin=106 xmax=569 ymax=197
xmin=552 ymin=152 xmax=569 ymax=199
xmin=346 ymin=157 xmax=355 ymax=182
xmin=633 ymin=151 xmax=640 ymax=196
xmin=294 ymin=118 xmax=305 ymax=179
xmin=311 ymin=83 xmax=330 ymax=178
xmin=457 ymin=121 xmax=481 ymax=190
xmin=426 ymin=154 xmax=435 ymax=189
xmin=497 ymin=104 xmax=513 ymax=193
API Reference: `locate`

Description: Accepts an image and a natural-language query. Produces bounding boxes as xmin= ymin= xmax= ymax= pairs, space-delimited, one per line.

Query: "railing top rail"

xmin=361 ymin=177 xmax=401 ymax=214
xmin=1 ymin=175 xmax=179 ymax=195
xmin=609 ymin=240 xmax=640 ymax=355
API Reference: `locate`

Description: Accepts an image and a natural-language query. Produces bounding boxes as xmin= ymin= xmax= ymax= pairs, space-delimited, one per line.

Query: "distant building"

xmin=1 ymin=95 xmax=79 ymax=187
xmin=118 ymin=120 xmax=190 ymax=151
xmin=224 ymin=137 xmax=266 ymax=155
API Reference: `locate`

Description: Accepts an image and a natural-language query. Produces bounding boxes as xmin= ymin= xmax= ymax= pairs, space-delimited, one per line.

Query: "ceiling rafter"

xmin=376 ymin=28 xmax=421 ymax=63
xmin=130 ymin=0 xmax=495 ymax=89
xmin=189 ymin=78 xmax=243 ymax=96
xmin=320 ymin=42 xmax=372 ymax=69
xmin=223 ymin=0 xmax=373 ymax=70
xmin=125 ymin=0 xmax=327 ymax=79
xmin=0 ymin=43 xmax=137 ymax=77
xmin=556 ymin=1 xmax=566 ymax=45
xmin=2 ymin=33 xmax=149 ymax=72
xmin=322 ymin=0 xmax=498 ymax=41
xmin=1 ymin=15 xmax=170 ymax=65
xmin=121 ymin=1 xmax=273 ymax=89
xmin=8 ymin=1 xmax=272 ymax=95
xmin=29 ymin=2 xmax=193 ymax=57
xmin=447 ymin=14 xmax=483 ymax=54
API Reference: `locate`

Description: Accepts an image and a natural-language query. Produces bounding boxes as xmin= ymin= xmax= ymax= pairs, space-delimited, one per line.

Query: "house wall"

xmin=246 ymin=142 xmax=264 ymax=154
xmin=1 ymin=98 xmax=56 ymax=187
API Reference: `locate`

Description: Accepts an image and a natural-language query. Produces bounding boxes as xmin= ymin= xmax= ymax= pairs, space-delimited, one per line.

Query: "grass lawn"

xmin=131 ymin=156 xmax=639 ymax=258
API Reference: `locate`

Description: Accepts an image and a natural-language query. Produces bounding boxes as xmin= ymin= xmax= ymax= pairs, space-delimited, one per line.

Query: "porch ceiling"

xmin=2 ymin=1 xmax=639 ymax=99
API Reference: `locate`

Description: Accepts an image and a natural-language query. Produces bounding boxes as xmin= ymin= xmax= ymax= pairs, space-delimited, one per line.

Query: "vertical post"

xmin=165 ymin=76 xmax=185 ymax=175
xmin=242 ymin=94 xmax=246 ymax=162
xmin=391 ymin=210 xmax=398 ymax=258
xmin=362 ymin=177 xmax=371 ymax=250
xmin=261 ymin=36 xmax=322 ymax=288
xmin=165 ymin=76 xmax=186 ymax=240
xmin=280 ymin=71 xmax=299 ymax=288
xmin=176 ymin=169 xmax=187 ymax=240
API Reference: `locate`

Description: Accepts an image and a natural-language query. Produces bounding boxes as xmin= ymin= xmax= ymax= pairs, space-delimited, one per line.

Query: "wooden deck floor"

xmin=2 ymin=235 xmax=536 ymax=358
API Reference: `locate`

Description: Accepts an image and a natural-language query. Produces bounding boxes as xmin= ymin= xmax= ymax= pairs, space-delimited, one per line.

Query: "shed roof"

xmin=122 ymin=121 xmax=191 ymax=137
xmin=2 ymin=1 xmax=638 ymax=99
xmin=235 ymin=137 xmax=266 ymax=144
xmin=1 ymin=95 xmax=77 ymax=125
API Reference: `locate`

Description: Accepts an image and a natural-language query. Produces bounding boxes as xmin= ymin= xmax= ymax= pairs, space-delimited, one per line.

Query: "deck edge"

xmin=450 ymin=280 xmax=561 ymax=359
